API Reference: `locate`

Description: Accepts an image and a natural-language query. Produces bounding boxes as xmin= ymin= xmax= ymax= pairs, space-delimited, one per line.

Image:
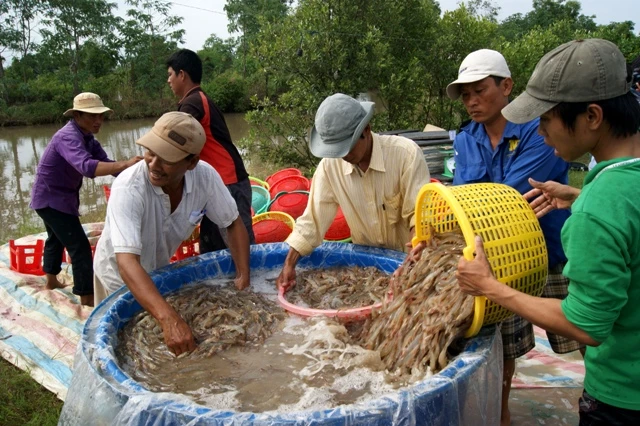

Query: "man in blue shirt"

xmin=446 ymin=49 xmax=583 ymax=426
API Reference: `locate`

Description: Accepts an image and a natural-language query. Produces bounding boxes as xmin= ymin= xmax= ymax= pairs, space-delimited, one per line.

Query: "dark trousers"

xmin=200 ymin=178 xmax=255 ymax=253
xmin=579 ymin=390 xmax=640 ymax=426
xmin=35 ymin=207 xmax=93 ymax=296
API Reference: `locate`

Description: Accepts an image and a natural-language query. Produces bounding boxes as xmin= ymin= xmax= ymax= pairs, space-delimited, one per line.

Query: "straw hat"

xmin=63 ymin=92 xmax=113 ymax=117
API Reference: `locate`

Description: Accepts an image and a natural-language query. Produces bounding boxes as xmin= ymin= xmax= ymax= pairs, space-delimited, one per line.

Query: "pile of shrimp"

xmin=360 ymin=230 xmax=474 ymax=376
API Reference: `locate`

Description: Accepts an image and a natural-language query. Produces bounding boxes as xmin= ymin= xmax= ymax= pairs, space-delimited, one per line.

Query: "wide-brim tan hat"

xmin=63 ymin=92 xmax=113 ymax=117
xmin=136 ymin=111 xmax=206 ymax=163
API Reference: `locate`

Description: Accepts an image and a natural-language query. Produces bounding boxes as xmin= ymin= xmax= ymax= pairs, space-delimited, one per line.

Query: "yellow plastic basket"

xmin=412 ymin=182 xmax=548 ymax=337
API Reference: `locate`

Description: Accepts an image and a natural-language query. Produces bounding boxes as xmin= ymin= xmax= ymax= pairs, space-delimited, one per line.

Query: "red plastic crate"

xmin=9 ymin=240 xmax=45 ymax=275
xmin=170 ymin=240 xmax=200 ymax=262
xmin=103 ymin=185 xmax=111 ymax=202
xmin=170 ymin=226 xmax=201 ymax=262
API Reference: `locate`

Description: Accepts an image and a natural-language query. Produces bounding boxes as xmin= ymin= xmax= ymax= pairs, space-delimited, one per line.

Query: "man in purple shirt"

xmin=30 ymin=92 xmax=142 ymax=306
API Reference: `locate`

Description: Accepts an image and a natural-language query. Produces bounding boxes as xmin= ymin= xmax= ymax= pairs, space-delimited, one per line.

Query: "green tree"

xmin=243 ymin=0 xmax=441 ymax=169
xmin=40 ymin=0 xmax=118 ymax=94
xmin=199 ymin=35 xmax=237 ymax=78
xmin=224 ymin=0 xmax=292 ymax=76
xmin=119 ymin=0 xmax=185 ymax=98
xmin=499 ymin=0 xmax=596 ymax=41
xmin=0 ymin=0 xmax=44 ymax=101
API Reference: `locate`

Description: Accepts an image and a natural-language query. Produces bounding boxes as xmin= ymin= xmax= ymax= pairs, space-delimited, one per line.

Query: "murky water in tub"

xmin=115 ymin=269 xmax=405 ymax=413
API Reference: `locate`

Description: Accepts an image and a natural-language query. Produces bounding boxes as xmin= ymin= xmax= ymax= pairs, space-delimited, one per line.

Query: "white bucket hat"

xmin=446 ymin=49 xmax=512 ymax=100
xmin=309 ymin=93 xmax=375 ymax=159
xmin=63 ymin=92 xmax=113 ymax=117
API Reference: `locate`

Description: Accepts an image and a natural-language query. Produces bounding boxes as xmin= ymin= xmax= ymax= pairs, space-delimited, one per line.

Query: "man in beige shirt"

xmin=276 ymin=93 xmax=430 ymax=289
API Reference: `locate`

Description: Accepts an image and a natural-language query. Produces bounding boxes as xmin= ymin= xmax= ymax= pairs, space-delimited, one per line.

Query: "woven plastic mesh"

xmin=414 ymin=183 xmax=548 ymax=336
xmin=252 ymin=212 xmax=295 ymax=244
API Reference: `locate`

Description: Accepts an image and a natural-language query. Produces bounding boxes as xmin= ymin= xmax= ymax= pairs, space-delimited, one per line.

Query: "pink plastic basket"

xmin=277 ymin=286 xmax=383 ymax=321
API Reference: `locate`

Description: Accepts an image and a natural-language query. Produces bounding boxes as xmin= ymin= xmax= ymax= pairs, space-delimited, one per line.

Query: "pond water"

xmin=0 ymin=113 xmax=271 ymax=243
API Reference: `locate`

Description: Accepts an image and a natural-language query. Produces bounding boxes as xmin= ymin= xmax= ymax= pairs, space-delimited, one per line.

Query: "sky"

xmin=159 ymin=0 xmax=639 ymax=53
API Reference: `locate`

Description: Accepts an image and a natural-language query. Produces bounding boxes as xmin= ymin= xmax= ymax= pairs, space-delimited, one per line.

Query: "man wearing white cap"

xmin=458 ymin=38 xmax=640 ymax=425
xmin=276 ymin=93 xmax=430 ymax=288
xmin=446 ymin=49 xmax=582 ymax=426
xmin=30 ymin=92 xmax=142 ymax=306
xmin=93 ymin=111 xmax=251 ymax=356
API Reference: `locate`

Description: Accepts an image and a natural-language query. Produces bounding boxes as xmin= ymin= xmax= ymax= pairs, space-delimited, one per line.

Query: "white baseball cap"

xmin=446 ymin=49 xmax=511 ymax=100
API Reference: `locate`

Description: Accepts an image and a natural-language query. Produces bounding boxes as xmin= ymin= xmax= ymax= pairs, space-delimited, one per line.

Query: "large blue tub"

xmin=58 ymin=243 xmax=501 ymax=425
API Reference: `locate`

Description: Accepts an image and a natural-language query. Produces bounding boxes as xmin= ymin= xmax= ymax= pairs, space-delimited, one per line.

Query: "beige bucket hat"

xmin=63 ymin=92 xmax=113 ymax=117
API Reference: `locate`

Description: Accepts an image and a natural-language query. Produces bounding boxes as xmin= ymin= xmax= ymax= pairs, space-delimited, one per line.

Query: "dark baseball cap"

xmin=502 ymin=39 xmax=631 ymax=123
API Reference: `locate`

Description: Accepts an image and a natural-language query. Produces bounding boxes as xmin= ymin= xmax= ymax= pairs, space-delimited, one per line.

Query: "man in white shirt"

xmin=93 ymin=111 xmax=250 ymax=355
xmin=276 ymin=93 xmax=430 ymax=289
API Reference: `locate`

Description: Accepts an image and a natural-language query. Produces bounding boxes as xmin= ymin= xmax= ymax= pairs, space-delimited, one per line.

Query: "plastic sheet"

xmin=59 ymin=242 xmax=502 ymax=426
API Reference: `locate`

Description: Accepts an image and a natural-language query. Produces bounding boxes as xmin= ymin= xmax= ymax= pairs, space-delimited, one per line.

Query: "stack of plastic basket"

xmin=268 ymin=191 xmax=309 ymax=220
xmin=324 ymin=206 xmax=351 ymax=242
xmin=252 ymin=212 xmax=295 ymax=244
xmin=251 ymin=185 xmax=271 ymax=216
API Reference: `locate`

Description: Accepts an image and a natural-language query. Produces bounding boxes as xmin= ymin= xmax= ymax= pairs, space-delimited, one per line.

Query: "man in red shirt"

xmin=166 ymin=49 xmax=255 ymax=252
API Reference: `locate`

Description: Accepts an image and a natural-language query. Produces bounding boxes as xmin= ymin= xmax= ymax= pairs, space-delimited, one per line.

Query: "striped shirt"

xmin=287 ymin=133 xmax=430 ymax=255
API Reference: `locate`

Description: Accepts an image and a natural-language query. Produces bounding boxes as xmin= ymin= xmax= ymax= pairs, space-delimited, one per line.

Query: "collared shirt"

xmin=286 ymin=133 xmax=430 ymax=255
xmin=93 ymin=160 xmax=238 ymax=295
xmin=30 ymin=120 xmax=112 ymax=216
xmin=178 ymin=87 xmax=248 ymax=185
xmin=453 ymin=118 xmax=570 ymax=268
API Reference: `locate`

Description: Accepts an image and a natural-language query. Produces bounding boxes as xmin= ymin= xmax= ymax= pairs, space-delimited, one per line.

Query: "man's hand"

xmin=276 ymin=265 xmax=296 ymax=291
xmin=456 ymin=236 xmax=497 ymax=296
xmin=234 ymin=273 xmax=250 ymax=291
xmin=523 ymin=178 xmax=580 ymax=218
xmin=159 ymin=312 xmax=197 ymax=356
xmin=127 ymin=155 xmax=144 ymax=168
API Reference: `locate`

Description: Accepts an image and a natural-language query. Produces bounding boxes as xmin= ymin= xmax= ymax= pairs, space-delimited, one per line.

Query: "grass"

xmin=0 ymin=358 xmax=62 ymax=425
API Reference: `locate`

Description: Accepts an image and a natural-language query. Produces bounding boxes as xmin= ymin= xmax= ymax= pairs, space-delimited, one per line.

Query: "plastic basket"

xmin=252 ymin=212 xmax=295 ymax=244
xmin=278 ymin=286 xmax=382 ymax=321
xmin=412 ymin=182 xmax=548 ymax=338
xmin=103 ymin=185 xmax=111 ymax=202
xmin=251 ymin=185 xmax=271 ymax=215
xmin=268 ymin=191 xmax=309 ymax=219
xmin=248 ymin=176 xmax=270 ymax=190
xmin=9 ymin=239 xmax=45 ymax=275
xmin=265 ymin=168 xmax=302 ymax=187
xmin=324 ymin=206 xmax=351 ymax=241
xmin=268 ymin=176 xmax=310 ymax=198
xmin=170 ymin=226 xmax=200 ymax=262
